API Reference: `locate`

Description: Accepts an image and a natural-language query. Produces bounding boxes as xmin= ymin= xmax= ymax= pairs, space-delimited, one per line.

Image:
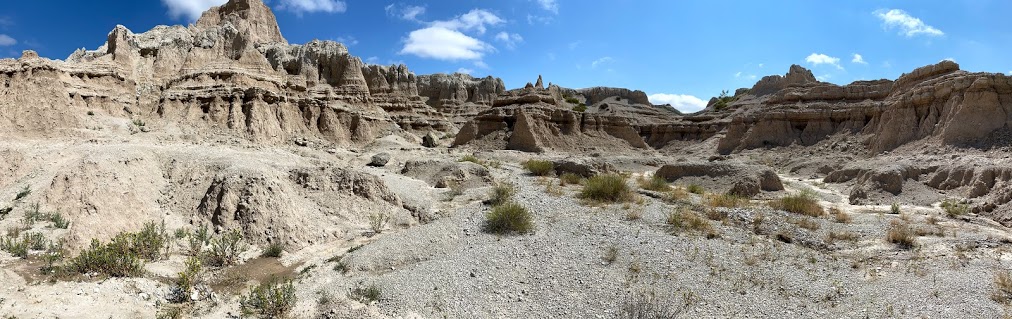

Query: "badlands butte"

xmin=3 ymin=0 xmax=1012 ymax=318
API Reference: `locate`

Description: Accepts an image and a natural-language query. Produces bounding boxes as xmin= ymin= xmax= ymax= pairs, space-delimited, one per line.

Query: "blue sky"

xmin=1 ymin=0 xmax=1010 ymax=112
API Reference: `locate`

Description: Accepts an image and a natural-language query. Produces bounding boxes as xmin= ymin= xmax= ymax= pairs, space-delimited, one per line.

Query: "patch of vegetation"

xmin=830 ymin=207 xmax=851 ymax=223
xmin=993 ymin=270 xmax=1012 ymax=305
xmin=40 ymin=242 xmax=65 ymax=274
xmin=706 ymin=193 xmax=747 ymax=208
xmin=770 ymin=190 xmax=825 ymax=217
xmin=559 ymin=173 xmax=584 ymax=186
xmin=205 ymin=228 xmax=247 ymax=267
xmin=712 ymin=89 xmax=737 ymax=110
xmin=625 ymin=208 xmax=643 ymax=221
xmin=564 ymin=96 xmax=580 ymax=104
xmin=67 ymin=238 xmax=145 ymax=277
xmin=48 ymin=212 xmax=69 ymax=229
xmin=261 ymin=242 xmax=284 ymax=258
xmin=572 ymin=103 xmax=587 ymax=112
xmin=239 ymin=278 xmax=297 ymax=318
xmin=23 ymin=232 xmax=48 ymax=250
xmin=156 ymin=306 xmax=185 ymax=319
xmin=14 ymin=185 xmax=31 ymax=201
xmin=486 ymin=183 xmax=516 ymax=206
xmin=0 ymin=206 xmax=11 ymax=219
xmin=941 ymin=198 xmax=969 ymax=218
xmin=368 ymin=212 xmax=390 ymax=234
xmin=602 ymin=246 xmax=618 ymax=265
xmin=885 ymin=220 xmax=916 ymax=249
xmin=350 ymin=283 xmax=382 ymax=303
xmin=172 ymin=256 xmax=204 ymax=303
xmin=22 ymin=203 xmax=44 ymax=227
xmin=522 ymin=160 xmax=555 ymax=176
xmin=1 ymin=231 xmax=29 ymax=258
xmin=825 ymin=231 xmax=860 ymax=244
xmin=459 ymin=155 xmax=482 ymax=165
xmin=686 ymin=184 xmax=705 ymax=195
xmin=580 ymin=174 xmax=634 ymax=203
xmin=484 ymin=202 xmax=533 ymax=235
xmin=187 ymin=225 xmax=210 ymax=256
xmin=132 ymin=118 xmax=146 ymax=127
xmin=666 ymin=209 xmax=715 ymax=237
xmin=793 ymin=218 xmax=820 ymax=231
xmin=890 ymin=203 xmax=901 ymax=215
xmin=638 ymin=176 xmax=671 ymax=192
xmin=620 ymin=290 xmax=683 ymax=318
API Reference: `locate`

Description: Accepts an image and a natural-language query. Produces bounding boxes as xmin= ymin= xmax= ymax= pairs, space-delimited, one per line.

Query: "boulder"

xmin=655 ymin=162 xmax=784 ymax=197
xmin=422 ymin=132 xmax=439 ymax=148
xmin=400 ymin=160 xmax=492 ymax=189
xmin=368 ymin=153 xmax=391 ymax=167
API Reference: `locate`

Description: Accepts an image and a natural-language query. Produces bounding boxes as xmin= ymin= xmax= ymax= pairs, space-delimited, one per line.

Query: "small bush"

xmin=350 ymin=284 xmax=382 ymax=303
xmin=890 ymin=203 xmax=901 ymax=215
xmin=23 ymin=202 xmax=44 ymax=227
xmin=993 ymin=270 xmax=1012 ymax=304
xmin=686 ymin=184 xmax=705 ymax=195
xmin=487 ymin=183 xmax=516 ymax=206
xmin=559 ymin=173 xmax=584 ymax=186
xmin=572 ymin=104 xmax=587 ymax=112
xmin=885 ymin=220 xmax=916 ymax=249
xmin=459 ymin=154 xmax=482 ymax=164
xmin=666 ymin=209 xmax=714 ymax=235
xmin=87 ymin=110 xmax=96 ymax=116
xmin=262 ymin=242 xmax=284 ymax=258
xmin=14 ymin=185 xmax=31 ymax=201
xmin=240 ymin=278 xmax=297 ymax=318
xmin=40 ymin=242 xmax=65 ymax=274
xmin=368 ymin=212 xmax=390 ymax=234
xmin=173 ymin=256 xmax=203 ymax=303
xmin=67 ymin=238 xmax=145 ymax=277
xmin=1 ymin=232 xmax=28 ymax=258
xmin=941 ymin=199 xmax=969 ymax=218
xmin=826 ymin=231 xmax=860 ymax=244
xmin=620 ymin=290 xmax=682 ymax=318
xmin=638 ymin=176 xmax=671 ymax=192
xmin=706 ymin=193 xmax=747 ymax=208
xmin=0 ymin=206 xmax=11 ymax=219
xmin=771 ymin=190 xmax=824 ymax=217
xmin=564 ymin=96 xmax=580 ymax=104
xmin=48 ymin=212 xmax=69 ymax=229
xmin=712 ymin=90 xmax=737 ymax=110
xmin=484 ymin=202 xmax=533 ymax=235
xmin=580 ymin=174 xmax=634 ymax=203
xmin=830 ymin=207 xmax=851 ymax=223
xmin=132 ymin=221 xmax=168 ymax=260
xmin=132 ymin=118 xmax=146 ymax=127
xmin=205 ymin=228 xmax=247 ymax=267
xmin=442 ymin=181 xmax=464 ymax=202
xmin=23 ymin=232 xmax=48 ymax=250
xmin=793 ymin=218 xmax=820 ymax=231
xmin=522 ymin=160 xmax=555 ymax=176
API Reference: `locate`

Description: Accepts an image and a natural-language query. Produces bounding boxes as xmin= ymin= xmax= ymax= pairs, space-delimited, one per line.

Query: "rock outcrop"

xmin=416 ymin=73 xmax=506 ymax=125
xmin=655 ymin=162 xmax=784 ymax=198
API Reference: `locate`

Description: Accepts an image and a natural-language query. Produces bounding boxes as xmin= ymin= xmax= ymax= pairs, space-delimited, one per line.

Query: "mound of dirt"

xmin=655 ymin=161 xmax=784 ymax=197
xmin=400 ymin=160 xmax=493 ymax=189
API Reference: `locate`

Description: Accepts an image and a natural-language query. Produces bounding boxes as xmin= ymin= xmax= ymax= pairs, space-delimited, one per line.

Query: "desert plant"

xmin=564 ymin=96 xmax=580 ymax=104
xmin=830 ymin=207 xmax=851 ymax=223
xmin=572 ymin=103 xmax=587 ymax=112
xmin=793 ymin=218 xmax=820 ymax=231
xmin=48 ymin=212 xmax=69 ymax=229
xmin=559 ymin=173 xmax=584 ymax=186
xmin=172 ymin=256 xmax=204 ymax=303
xmin=132 ymin=221 xmax=168 ymax=260
xmin=368 ymin=212 xmax=390 ymax=234
xmin=487 ymin=183 xmax=516 ymax=206
xmin=825 ymin=231 xmax=860 ymax=244
xmin=262 ymin=242 xmax=284 ymax=258
xmin=132 ymin=118 xmax=146 ymax=127
xmin=638 ymin=176 xmax=671 ymax=192
xmin=349 ymin=284 xmax=382 ymax=303
xmin=206 ymin=228 xmax=247 ymax=267
xmin=22 ymin=202 xmax=43 ymax=227
xmin=580 ymin=174 xmax=634 ymax=203
xmin=23 ymin=232 xmax=48 ymax=250
xmin=14 ymin=185 xmax=30 ymax=201
xmin=0 ymin=206 xmax=11 ymax=219
xmin=686 ymin=184 xmax=705 ymax=195
xmin=993 ymin=270 xmax=1012 ymax=304
xmin=890 ymin=203 xmax=901 ymax=215
xmin=771 ymin=190 xmax=824 ymax=217
xmin=1 ymin=232 xmax=28 ymax=258
xmin=885 ymin=220 xmax=916 ymax=249
xmin=484 ymin=202 xmax=533 ymax=235
xmin=67 ymin=237 xmax=145 ymax=277
xmin=459 ymin=154 xmax=482 ymax=165
xmin=40 ymin=242 xmax=65 ymax=274
xmin=156 ymin=306 xmax=184 ymax=319
xmin=522 ymin=160 xmax=555 ymax=176
xmin=706 ymin=193 xmax=747 ymax=208
xmin=712 ymin=90 xmax=736 ymax=110
xmin=941 ymin=199 xmax=969 ymax=218
xmin=620 ymin=290 xmax=682 ymax=319
xmin=666 ymin=209 xmax=713 ymax=235
xmin=240 ymin=278 xmax=297 ymax=318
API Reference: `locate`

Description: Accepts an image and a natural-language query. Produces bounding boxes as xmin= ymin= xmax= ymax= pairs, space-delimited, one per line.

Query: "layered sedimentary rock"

xmin=0 ymin=0 xmax=451 ymax=144
xmin=416 ymin=73 xmax=506 ymax=125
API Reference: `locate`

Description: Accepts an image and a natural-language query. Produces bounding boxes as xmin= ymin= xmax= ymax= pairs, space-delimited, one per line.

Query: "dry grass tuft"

xmin=885 ymin=219 xmax=917 ymax=249
xmin=770 ymin=190 xmax=824 ymax=217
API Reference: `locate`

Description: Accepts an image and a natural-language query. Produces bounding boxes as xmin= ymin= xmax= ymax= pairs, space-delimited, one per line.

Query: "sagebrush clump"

xmin=487 ymin=183 xmax=516 ymax=206
xmin=484 ymin=202 xmax=533 ymax=234
xmin=885 ymin=220 xmax=916 ymax=249
xmin=240 ymin=278 xmax=297 ymax=318
xmin=205 ymin=228 xmax=247 ymax=267
xmin=771 ymin=190 xmax=824 ymax=217
xmin=522 ymin=160 xmax=555 ymax=176
xmin=638 ymin=176 xmax=671 ymax=192
xmin=580 ymin=174 xmax=634 ymax=203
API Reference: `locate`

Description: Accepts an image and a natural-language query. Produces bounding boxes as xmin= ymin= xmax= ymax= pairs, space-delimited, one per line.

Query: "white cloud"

xmin=400 ymin=27 xmax=493 ymax=60
xmin=648 ymin=94 xmax=707 ymax=113
xmin=534 ymin=0 xmax=559 ymax=14
xmin=852 ymin=53 xmax=867 ymax=64
xmin=816 ymin=74 xmax=832 ymax=81
xmin=365 ymin=56 xmax=379 ymax=64
xmin=473 ymin=60 xmax=489 ymax=69
xmin=875 ymin=9 xmax=943 ymax=37
xmin=385 ymin=4 xmax=425 ymax=21
xmin=1008 ymin=71 xmax=1012 ymax=75
xmin=527 ymin=14 xmax=553 ymax=25
xmin=279 ymin=0 xmax=346 ymax=14
xmin=163 ymin=0 xmax=344 ymax=20
xmin=430 ymin=9 xmax=504 ymax=35
xmin=942 ymin=57 xmax=956 ymax=62
xmin=0 ymin=34 xmax=15 ymax=46
xmin=734 ymin=72 xmax=742 ymax=78
xmin=805 ymin=53 xmax=843 ymax=70
xmin=457 ymin=68 xmax=474 ymax=75
xmin=568 ymin=41 xmax=581 ymax=50
xmin=494 ymin=32 xmax=524 ymax=49
xmin=162 ymin=0 xmax=226 ymax=21
xmin=591 ymin=57 xmax=614 ymax=69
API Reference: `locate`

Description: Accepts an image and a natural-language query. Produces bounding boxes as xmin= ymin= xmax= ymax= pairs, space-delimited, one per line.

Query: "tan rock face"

xmin=417 ymin=73 xmax=506 ymax=125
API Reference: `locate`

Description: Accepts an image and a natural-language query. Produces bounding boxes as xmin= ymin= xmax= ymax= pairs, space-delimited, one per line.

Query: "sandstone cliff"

xmin=416 ymin=73 xmax=506 ymax=125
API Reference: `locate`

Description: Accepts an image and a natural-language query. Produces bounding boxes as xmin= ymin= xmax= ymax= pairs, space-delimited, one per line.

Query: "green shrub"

xmin=205 ymin=228 xmax=247 ymax=267
xmin=886 ymin=220 xmax=916 ymax=249
xmin=48 ymin=212 xmax=69 ymax=229
xmin=941 ymin=199 xmax=969 ymax=218
xmin=40 ymin=242 xmax=65 ymax=274
xmin=522 ymin=160 xmax=555 ymax=176
xmin=261 ymin=242 xmax=284 ymax=258
xmin=666 ymin=209 xmax=713 ymax=235
xmin=132 ymin=221 xmax=168 ymax=260
xmin=564 ymin=96 xmax=580 ymax=104
xmin=132 ymin=118 xmax=146 ymax=127
xmin=686 ymin=184 xmax=705 ymax=195
xmin=459 ymin=155 xmax=482 ymax=165
xmin=712 ymin=90 xmax=737 ymax=110
xmin=559 ymin=173 xmax=584 ymax=186
xmin=349 ymin=284 xmax=382 ymax=303
xmin=0 ymin=206 xmax=11 ymax=219
xmin=23 ymin=232 xmax=48 ymax=250
xmin=580 ymin=174 xmax=634 ymax=202
xmin=240 ymin=278 xmax=297 ymax=318
xmin=67 ymin=237 xmax=145 ymax=277
xmin=23 ymin=202 xmax=43 ymax=227
xmin=14 ymin=185 xmax=30 ymax=201
xmin=1 ymin=232 xmax=28 ymax=258
xmin=572 ymin=104 xmax=587 ymax=112
xmin=890 ymin=203 xmax=901 ymax=215
xmin=771 ymin=190 xmax=824 ymax=217
xmin=638 ymin=176 xmax=671 ymax=192
xmin=484 ymin=202 xmax=533 ymax=235
xmin=173 ymin=256 xmax=203 ymax=303
xmin=368 ymin=212 xmax=390 ymax=234
xmin=706 ymin=193 xmax=747 ymax=208
xmin=487 ymin=183 xmax=516 ymax=206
